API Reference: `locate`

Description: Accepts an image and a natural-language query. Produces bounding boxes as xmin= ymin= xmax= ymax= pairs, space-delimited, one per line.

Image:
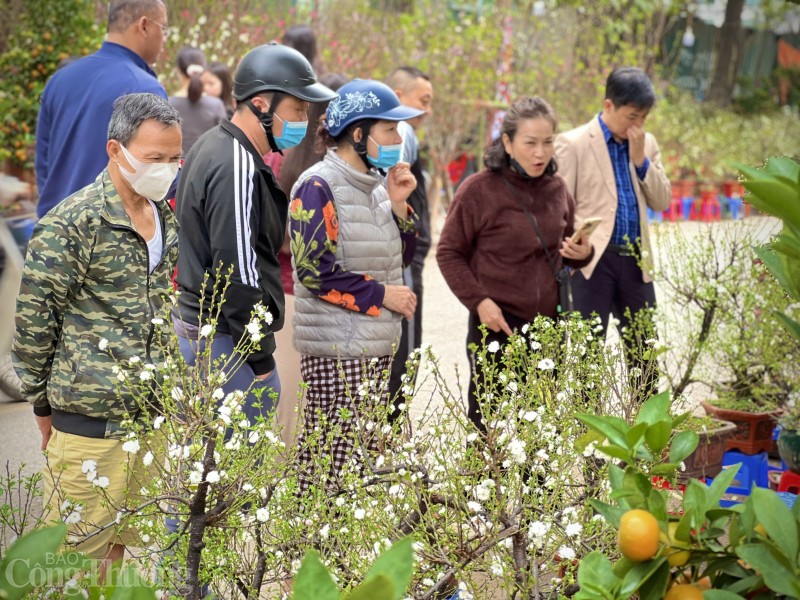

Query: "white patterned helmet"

xmin=325 ymin=79 xmax=424 ymax=137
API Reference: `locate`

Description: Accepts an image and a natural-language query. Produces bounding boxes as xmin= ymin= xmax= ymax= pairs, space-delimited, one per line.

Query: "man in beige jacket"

xmin=555 ymin=67 xmax=670 ymax=394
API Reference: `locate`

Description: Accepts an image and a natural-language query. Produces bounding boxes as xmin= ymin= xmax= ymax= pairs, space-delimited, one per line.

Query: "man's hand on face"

xmin=628 ymin=125 xmax=646 ymax=167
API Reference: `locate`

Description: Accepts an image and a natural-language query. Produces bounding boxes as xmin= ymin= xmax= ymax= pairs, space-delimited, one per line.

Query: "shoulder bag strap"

xmin=501 ymin=176 xmax=560 ymax=280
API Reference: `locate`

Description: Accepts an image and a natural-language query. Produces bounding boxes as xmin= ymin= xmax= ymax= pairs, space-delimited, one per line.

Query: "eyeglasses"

xmin=150 ymin=19 xmax=171 ymax=39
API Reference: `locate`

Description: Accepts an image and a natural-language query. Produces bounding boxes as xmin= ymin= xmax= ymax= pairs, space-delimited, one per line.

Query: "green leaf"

xmin=644 ymin=420 xmax=672 ymax=455
xmin=596 ymin=445 xmax=633 ymax=463
xmin=706 ymin=464 xmax=740 ymax=508
xmin=0 ymin=524 xmax=67 ymax=600
xmin=739 ymin=177 xmax=800 ymax=228
xmin=702 ymin=590 xmax=748 ymax=600
xmin=649 ymin=463 xmax=681 ymax=476
xmin=635 ymin=392 xmax=671 ymax=426
xmin=108 ymin=568 xmax=157 ymax=600
xmin=577 ymin=414 xmax=630 ymax=449
xmin=764 ymin=156 xmax=800 ymax=183
xmin=631 ymin=559 xmax=669 ymax=600
xmin=736 ymin=544 xmax=800 ymax=598
xmin=362 ymin=537 xmax=414 ymax=600
xmin=343 ymin=574 xmax=395 ymax=600
xmin=577 ymin=552 xmax=619 ymax=595
xmin=291 ymin=551 xmax=339 ymax=600
xmin=775 ymin=312 xmax=800 ymax=343
xmin=625 ymin=422 xmax=649 ymax=451
xmin=669 ymin=431 xmax=699 ymax=464
xmin=754 ymin=246 xmax=798 ymax=300
xmin=750 ymin=487 xmax=799 ymax=561
xmin=671 ymin=411 xmax=691 ymax=429
xmin=588 ymin=499 xmax=626 ymax=528
xmin=683 ymin=480 xmax=710 ymax=519
xmin=576 ymin=429 xmax=606 ymax=452
xmin=646 ymin=489 xmax=668 ymax=522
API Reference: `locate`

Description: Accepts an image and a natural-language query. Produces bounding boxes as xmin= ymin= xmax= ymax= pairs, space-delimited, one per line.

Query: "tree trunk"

xmin=706 ymin=0 xmax=746 ymax=107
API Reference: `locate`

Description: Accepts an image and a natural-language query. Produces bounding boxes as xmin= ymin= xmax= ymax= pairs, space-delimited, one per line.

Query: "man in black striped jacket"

xmin=172 ymin=44 xmax=335 ymax=425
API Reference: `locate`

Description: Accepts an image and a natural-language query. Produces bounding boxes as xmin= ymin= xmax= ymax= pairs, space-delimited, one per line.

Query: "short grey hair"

xmin=108 ymin=0 xmax=165 ymax=33
xmin=107 ymin=93 xmax=181 ymax=145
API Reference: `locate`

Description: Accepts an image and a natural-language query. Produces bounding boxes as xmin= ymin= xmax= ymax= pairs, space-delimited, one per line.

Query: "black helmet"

xmin=232 ymin=43 xmax=336 ymax=103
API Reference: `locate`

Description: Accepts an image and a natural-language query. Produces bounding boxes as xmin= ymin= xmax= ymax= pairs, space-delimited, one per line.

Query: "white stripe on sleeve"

xmin=233 ymin=140 xmax=259 ymax=287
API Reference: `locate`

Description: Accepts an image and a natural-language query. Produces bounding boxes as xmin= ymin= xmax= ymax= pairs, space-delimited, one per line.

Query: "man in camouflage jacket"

xmin=13 ymin=93 xmax=181 ymax=564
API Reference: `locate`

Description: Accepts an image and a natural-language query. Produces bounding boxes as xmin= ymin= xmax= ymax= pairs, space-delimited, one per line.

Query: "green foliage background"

xmin=1 ymin=0 xmax=799 ymax=186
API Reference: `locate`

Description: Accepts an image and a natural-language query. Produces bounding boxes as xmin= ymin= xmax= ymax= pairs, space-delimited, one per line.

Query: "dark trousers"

xmin=571 ymin=250 xmax=659 ymax=398
xmin=466 ymin=310 xmax=530 ymax=432
xmin=388 ymin=261 xmax=424 ymax=423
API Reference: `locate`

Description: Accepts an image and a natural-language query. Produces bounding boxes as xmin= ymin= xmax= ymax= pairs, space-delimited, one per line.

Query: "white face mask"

xmin=118 ymin=144 xmax=179 ymax=201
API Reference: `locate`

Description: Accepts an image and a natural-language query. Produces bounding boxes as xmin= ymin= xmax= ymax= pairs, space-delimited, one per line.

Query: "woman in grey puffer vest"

xmin=289 ymin=79 xmax=423 ymax=491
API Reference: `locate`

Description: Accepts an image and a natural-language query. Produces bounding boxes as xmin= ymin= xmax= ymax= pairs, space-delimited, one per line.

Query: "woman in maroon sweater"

xmin=437 ymin=96 xmax=593 ymax=431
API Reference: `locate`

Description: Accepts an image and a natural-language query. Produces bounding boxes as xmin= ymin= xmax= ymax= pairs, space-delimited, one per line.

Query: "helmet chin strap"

xmin=247 ymin=94 xmax=284 ymax=154
xmin=345 ymin=122 xmax=373 ymax=170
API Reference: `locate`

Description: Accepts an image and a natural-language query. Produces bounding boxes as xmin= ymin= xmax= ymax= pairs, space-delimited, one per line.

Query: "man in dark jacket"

xmin=173 ymin=44 xmax=335 ymax=424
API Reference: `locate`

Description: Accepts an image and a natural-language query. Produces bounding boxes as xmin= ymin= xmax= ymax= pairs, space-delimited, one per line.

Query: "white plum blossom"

xmin=189 ymin=470 xmax=203 ymax=485
xmin=121 ymin=439 xmax=140 ymax=454
xmin=255 ymin=507 xmax=270 ymax=523
xmin=212 ymin=387 xmax=225 ymax=401
xmin=142 ymin=451 xmax=154 ymax=467
xmin=206 ymin=470 xmax=220 ymax=484
xmin=153 ymin=415 xmax=166 ymax=429
xmin=537 ymin=358 xmax=555 ymax=370
xmin=139 ymin=370 xmax=152 ymax=381
xmin=489 ymin=560 xmax=504 ymax=576
xmin=129 ymin=356 xmax=141 ymax=365
xmin=557 ymin=545 xmax=576 ymax=561
xmin=353 ymin=508 xmax=366 ymax=520
xmin=320 ymin=524 xmax=330 ymax=539
xmin=151 ymin=317 xmax=164 ymax=325
xmin=92 ymin=476 xmax=110 ymax=489
xmin=507 ymin=438 xmax=527 ymax=464
xmin=466 ymin=501 xmax=482 ymax=513
xmin=62 ymin=501 xmax=84 ymax=525
xmin=170 ymin=387 xmax=183 ymax=402
xmin=248 ymin=431 xmax=259 ymax=444
xmin=487 ymin=341 xmax=500 ymax=353
xmin=200 ymin=324 xmax=213 ymax=338
xmin=246 ymin=319 xmax=262 ymax=342
xmin=82 ymin=459 xmax=97 ymax=477
xmin=565 ymin=522 xmax=583 ymax=537
xmin=527 ymin=520 xmax=551 ymax=544
xmin=98 ymin=338 xmax=108 ymax=351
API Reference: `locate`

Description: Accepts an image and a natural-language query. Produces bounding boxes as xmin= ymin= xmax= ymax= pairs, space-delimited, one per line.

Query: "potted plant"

xmin=676 ymin=415 xmax=737 ymax=482
xmin=653 ymin=221 xmax=797 ymax=454
xmin=699 ymin=254 xmax=796 ymax=454
xmin=737 ymin=157 xmax=800 ymax=472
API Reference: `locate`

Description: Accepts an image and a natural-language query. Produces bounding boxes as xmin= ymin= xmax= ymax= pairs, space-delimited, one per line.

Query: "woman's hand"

xmin=383 ymin=284 xmax=417 ymax=320
xmin=387 ymin=162 xmax=417 ymax=217
xmin=477 ymin=298 xmax=512 ymax=336
xmin=560 ymin=230 xmax=592 ymax=261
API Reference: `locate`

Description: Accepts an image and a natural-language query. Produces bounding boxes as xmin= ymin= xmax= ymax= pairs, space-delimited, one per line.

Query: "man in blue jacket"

xmin=35 ymin=0 xmax=168 ymax=217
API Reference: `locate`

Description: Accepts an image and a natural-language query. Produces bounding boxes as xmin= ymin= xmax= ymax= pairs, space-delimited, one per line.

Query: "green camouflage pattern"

xmin=13 ymin=170 xmax=178 ymax=438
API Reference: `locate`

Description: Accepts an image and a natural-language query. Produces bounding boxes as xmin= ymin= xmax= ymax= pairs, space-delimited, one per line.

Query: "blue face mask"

xmin=366 ymin=135 xmax=402 ymax=170
xmin=273 ymin=114 xmax=308 ymax=151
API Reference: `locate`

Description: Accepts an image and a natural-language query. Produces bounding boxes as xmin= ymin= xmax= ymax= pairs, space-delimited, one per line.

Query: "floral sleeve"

xmin=289 ymin=176 xmax=385 ymax=316
xmin=394 ymin=210 xmax=418 ymax=267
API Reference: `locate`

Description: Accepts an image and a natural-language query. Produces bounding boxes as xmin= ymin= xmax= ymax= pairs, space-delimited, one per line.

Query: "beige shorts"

xmin=42 ymin=428 xmax=159 ymax=559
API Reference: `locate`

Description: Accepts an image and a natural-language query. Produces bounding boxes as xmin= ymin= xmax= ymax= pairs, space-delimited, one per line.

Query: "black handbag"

xmin=503 ymin=177 xmax=574 ymax=315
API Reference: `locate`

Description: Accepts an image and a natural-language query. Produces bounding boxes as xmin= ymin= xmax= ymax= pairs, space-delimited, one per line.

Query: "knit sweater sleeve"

xmin=290 ymin=176 xmax=386 ymax=316
xmin=435 ymin=176 xmax=491 ymax=313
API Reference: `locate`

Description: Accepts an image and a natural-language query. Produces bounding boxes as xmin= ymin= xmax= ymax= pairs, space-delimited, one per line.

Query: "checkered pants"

xmin=296 ymin=355 xmax=392 ymax=492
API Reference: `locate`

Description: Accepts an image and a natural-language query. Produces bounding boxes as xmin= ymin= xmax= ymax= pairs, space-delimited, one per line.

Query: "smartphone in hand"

xmin=571 ymin=217 xmax=602 ymax=243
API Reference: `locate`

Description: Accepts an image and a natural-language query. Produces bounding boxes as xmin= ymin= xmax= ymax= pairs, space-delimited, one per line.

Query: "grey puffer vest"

xmin=292 ymin=150 xmax=403 ymax=358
